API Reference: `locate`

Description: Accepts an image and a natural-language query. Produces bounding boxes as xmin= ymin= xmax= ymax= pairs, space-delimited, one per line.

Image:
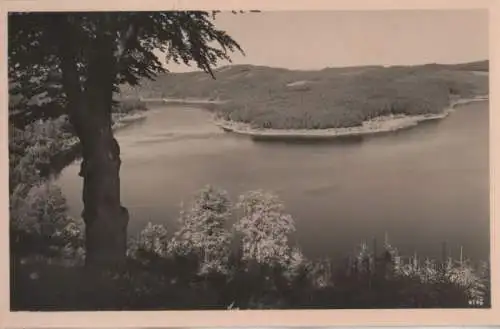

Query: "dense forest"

xmin=122 ymin=61 xmax=489 ymax=129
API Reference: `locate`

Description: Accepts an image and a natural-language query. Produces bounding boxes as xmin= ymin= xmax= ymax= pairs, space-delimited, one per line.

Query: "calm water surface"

xmin=58 ymin=102 xmax=489 ymax=261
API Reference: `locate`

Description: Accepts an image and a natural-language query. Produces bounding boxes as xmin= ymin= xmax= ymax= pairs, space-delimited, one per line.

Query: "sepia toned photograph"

xmin=7 ymin=8 xmax=491 ymax=312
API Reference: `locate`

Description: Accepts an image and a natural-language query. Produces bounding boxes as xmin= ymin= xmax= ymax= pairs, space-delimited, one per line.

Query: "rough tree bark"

xmin=78 ymin=111 xmax=129 ymax=269
xmin=58 ymin=15 xmax=129 ymax=269
xmin=81 ymin=29 xmax=130 ymax=269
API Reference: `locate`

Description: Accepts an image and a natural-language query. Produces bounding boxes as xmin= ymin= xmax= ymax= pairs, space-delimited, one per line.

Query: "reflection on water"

xmin=58 ymin=102 xmax=489 ymax=262
xmin=134 ymin=132 xmax=225 ymax=145
xmin=251 ymin=134 xmax=365 ymax=145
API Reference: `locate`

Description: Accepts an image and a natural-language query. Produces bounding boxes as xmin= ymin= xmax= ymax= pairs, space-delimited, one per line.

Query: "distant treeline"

xmin=9 ymin=95 xmax=148 ymax=129
xmin=423 ymin=60 xmax=489 ymax=72
xmin=120 ymin=61 xmax=489 ymax=130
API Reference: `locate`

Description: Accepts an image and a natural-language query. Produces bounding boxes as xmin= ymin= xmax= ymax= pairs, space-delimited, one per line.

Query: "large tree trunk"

xmin=79 ymin=36 xmax=129 ymax=270
xmin=79 ymin=123 xmax=129 ymax=269
xmin=57 ymin=15 xmax=130 ymax=270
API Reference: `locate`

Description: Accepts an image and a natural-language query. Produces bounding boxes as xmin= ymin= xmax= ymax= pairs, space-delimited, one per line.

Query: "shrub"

xmin=11 ymin=182 xmax=69 ymax=237
xmin=282 ymin=247 xmax=309 ymax=282
xmin=233 ymin=190 xmax=296 ymax=269
xmin=9 ymin=114 xmax=84 ymax=263
xmin=53 ymin=218 xmax=85 ymax=264
xmin=169 ymin=185 xmax=233 ymax=276
xmin=129 ymin=222 xmax=169 ymax=261
xmin=10 ymin=181 xmax=84 ymax=264
xmin=307 ymin=258 xmax=334 ymax=289
xmin=9 ymin=116 xmax=76 ymax=190
xmin=445 ymin=259 xmax=488 ymax=305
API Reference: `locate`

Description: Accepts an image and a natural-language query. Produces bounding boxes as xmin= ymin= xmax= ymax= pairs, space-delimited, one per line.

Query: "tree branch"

xmin=115 ymin=20 xmax=142 ymax=71
xmin=51 ymin=15 xmax=85 ymax=138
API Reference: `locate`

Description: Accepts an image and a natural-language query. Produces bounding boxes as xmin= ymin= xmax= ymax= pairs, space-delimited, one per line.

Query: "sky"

xmin=165 ymin=10 xmax=488 ymax=72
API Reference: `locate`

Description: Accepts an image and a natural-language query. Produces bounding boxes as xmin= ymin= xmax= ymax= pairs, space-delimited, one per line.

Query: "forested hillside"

xmin=121 ymin=61 xmax=489 ymax=129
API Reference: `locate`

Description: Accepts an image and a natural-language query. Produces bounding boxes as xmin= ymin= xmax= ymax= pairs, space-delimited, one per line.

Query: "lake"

xmin=58 ymin=101 xmax=490 ymax=262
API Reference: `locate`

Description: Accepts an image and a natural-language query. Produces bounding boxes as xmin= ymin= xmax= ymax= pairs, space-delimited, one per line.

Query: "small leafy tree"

xmin=445 ymin=259 xmax=488 ymax=304
xmin=11 ymin=183 xmax=69 ymax=238
xmin=9 ymin=116 xmax=73 ymax=193
xmin=10 ymin=180 xmax=84 ymax=264
xmin=133 ymin=222 xmax=170 ymax=259
xmin=53 ymin=218 xmax=86 ymax=265
xmin=169 ymin=185 xmax=233 ymax=276
xmin=282 ymin=247 xmax=308 ymax=281
xmin=233 ymin=190 xmax=296 ymax=268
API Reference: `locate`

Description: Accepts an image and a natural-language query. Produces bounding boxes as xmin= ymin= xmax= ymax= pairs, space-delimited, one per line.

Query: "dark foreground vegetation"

xmin=122 ymin=60 xmax=489 ymax=129
xmin=10 ymin=118 xmax=490 ymax=310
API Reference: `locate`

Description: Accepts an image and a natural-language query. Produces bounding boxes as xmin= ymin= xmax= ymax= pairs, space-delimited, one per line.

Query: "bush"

xmin=9 ymin=116 xmax=76 ymax=189
xmin=11 ymin=183 xmax=68 ymax=237
xmin=9 ymin=114 xmax=84 ymax=263
xmin=169 ymin=185 xmax=233 ymax=276
xmin=128 ymin=222 xmax=170 ymax=264
xmin=10 ymin=181 xmax=84 ymax=265
xmin=233 ymin=190 xmax=296 ymax=268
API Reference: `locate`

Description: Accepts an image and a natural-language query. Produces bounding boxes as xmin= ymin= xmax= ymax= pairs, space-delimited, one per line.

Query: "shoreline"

xmin=139 ymin=97 xmax=228 ymax=105
xmin=111 ymin=111 xmax=148 ymax=131
xmin=53 ymin=111 xmax=148 ymax=172
xmin=62 ymin=111 xmax=148 ymax=150
xmin=213 ymin=95 xmax=489 ymax=140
